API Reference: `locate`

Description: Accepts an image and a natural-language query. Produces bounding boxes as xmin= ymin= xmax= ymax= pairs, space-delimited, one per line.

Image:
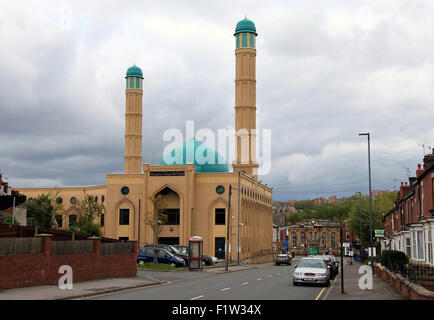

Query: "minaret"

xmin=232 ymin=18 xmax=259 ymax=177
xmin=124 ymin=65 xmax=143 ymax=174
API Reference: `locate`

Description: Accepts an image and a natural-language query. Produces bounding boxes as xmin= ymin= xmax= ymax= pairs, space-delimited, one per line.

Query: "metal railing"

xmin=386 ymin=262 xmax=434 ymax=289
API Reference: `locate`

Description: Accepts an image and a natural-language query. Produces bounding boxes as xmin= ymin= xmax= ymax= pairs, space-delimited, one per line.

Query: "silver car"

xmin=293 ymin=257 xmax=331 ymax=286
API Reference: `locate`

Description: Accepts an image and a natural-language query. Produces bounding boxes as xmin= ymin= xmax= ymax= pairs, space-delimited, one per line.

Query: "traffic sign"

xmin=375 ymin=230 xmax=384 ymax=238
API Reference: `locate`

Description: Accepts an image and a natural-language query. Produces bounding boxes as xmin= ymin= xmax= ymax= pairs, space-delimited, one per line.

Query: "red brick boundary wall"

xmin=375 ymin=264 xmax=434 ymax=300
xmin=0 ymin=235 xmax=137 ymax=290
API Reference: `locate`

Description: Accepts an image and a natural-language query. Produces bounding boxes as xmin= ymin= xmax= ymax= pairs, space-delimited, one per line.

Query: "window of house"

xmin=412 ymin=232 xmax=417 ymax=259
xmin=292 ymin=232 xmax=297 ymax=248
xmin=309 ymin=232 xmax=313 ymax=241
xmin=331 ymin=232 xmax=336 ymax=249
xmin=346 ymin=232 xmax=350 ymax=241
xmin=417 ymin=230 xmax=425 ymax=260
xmin=69 ymin=215 xmax=77 ymax=227
xmin=406 ymin=237 xmax=411 ymax=257
xmin=428 ymin=229 xmax=432 ymax=264
xmin=301 ymin=232 xmax=305 ymax=247
xmin=322 ymin=233 xmax=327 ymax=248
xmin=215 ymin=208 xmax=226 ymax=225
xmin=101 ymin=214 xmax=104 ymax=227
xmin=119 ymin=209 xmax=130 ymax=225
xmin=55 ymin=215 xmax=63 ymax=228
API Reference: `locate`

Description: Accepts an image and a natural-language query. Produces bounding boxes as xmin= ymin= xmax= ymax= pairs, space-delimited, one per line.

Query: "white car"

xmin=293 ymin=257 xmax=331 ymax=286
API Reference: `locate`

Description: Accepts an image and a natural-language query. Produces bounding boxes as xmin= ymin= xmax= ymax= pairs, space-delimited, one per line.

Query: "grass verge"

xmin=137 ymin=262 xmax=188 ymax=271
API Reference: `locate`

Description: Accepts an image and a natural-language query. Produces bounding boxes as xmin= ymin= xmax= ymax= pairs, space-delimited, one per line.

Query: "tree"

xmin=293 ymin=200 xmax=315 ymax=211
xmin=348 ymin=192 xmax=396 ymax=248
xmin=24 ymin=194 xmax=54 ymax=228
xmin=4 ymin=214 xmax=20 ymax=225
xmin=66 ymin=195 xmax=104 ymax=236
xmin=145 ymin=194 xmax=168 ymax=244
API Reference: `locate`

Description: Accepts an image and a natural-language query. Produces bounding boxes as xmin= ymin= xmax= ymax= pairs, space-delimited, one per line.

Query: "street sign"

xmin=375 ymin=230 xmax=384 ymax=238
xmin=282 ymin=240 xmax=289 ymax=248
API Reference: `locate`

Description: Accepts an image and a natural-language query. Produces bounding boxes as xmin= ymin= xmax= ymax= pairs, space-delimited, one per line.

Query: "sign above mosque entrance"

xmin=150 ymin=171 xmax=185 ymax=176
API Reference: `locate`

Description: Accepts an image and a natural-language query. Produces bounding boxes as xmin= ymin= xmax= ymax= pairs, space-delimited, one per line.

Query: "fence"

xmin=386 ymin=262 xmax=434 ymax=290
xmin=101 ymin=242 xmax=133 ymax=256
xmin=51 ymin=240 xmax=94 ymax=256
xmin=0 ymin=237 xmax=42 ymax=255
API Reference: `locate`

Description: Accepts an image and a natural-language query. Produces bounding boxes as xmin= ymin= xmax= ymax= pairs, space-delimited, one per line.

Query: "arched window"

xmin=309 ymin=232 xmax=313 ymax=241
xmin=322 ymin=233 xmax=327 ymax=248
xmin=292 ymin=232 xmax=297 ymax=248
xmin=314 ymin=232 xmax=318 ymax=241
xmin=331 ymin=232 xmax=336 ymax=249
xmin=301 ymin=232 xmax=306 ymax=247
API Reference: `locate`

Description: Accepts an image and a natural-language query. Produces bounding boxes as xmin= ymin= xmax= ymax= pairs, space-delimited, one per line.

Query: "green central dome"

xmin=234 ymin=18 xmax=257 ymax=36
xmin=126 ymin=65 xmax=144 ymax=79
xmin=160 ymin=139 xmax=229 ymax=173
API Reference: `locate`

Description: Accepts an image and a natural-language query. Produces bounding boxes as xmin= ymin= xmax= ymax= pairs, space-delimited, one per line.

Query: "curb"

xmin=203 ymin=266 xmax=259 ymax=274
xmin=56 ymin=280 xmax=167 ymax=300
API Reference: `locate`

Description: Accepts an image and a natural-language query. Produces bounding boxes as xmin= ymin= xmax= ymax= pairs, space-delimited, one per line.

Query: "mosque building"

xmin=16 ymin=18 xmax=273 ymax=262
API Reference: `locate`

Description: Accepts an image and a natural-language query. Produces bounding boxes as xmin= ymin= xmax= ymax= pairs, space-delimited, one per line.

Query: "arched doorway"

xmin=153 ymin=186 xmax=181 ymax=245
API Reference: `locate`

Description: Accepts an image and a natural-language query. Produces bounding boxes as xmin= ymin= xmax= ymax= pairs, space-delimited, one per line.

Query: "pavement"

xmin=0 ymin=275 xmax=165 ymax=300
xmin=323 ymin=258 xmax=406 ymax=300
xmin=0 ymin=263 xmax=259 ymax=300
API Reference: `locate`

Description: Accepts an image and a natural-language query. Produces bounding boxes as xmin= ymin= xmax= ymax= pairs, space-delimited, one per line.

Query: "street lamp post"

xmin=225 ymin=184 xmax=232 ymax=272
xmin=357 ymin=191 xmax=362 ymax=257
xmin=340 ymin=224 xmax=344 ymax=294
xmin=359 ymin=132 xmax=374 ymax=272
xmin=237 ymin=171 xmax=246 ymax=266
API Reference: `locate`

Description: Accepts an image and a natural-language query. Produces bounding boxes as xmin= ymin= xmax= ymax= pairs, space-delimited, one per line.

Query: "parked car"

xmin=173 ymin=245 xmax=218 ymax=266
xmin=293 ymin=257 xmax=331 ymax=287
xmin=144 ymin=244 xmax=189 ymax=265
xmin=316 ymin=255 xmax=338 ymax=278
xmin=275 ymin=253 xmax=292 ymax=265
xmin=137 ymin=247 xmax=186 ymax=267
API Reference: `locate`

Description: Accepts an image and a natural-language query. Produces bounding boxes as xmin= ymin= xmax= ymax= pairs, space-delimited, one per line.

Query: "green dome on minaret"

xmin=125 ymin=65 xmax=144 ymax=79
xmin=234 ymin=18 xmax=257 ymax=36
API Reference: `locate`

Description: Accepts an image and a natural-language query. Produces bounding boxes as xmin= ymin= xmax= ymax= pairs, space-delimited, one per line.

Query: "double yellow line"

xmin=315 ymin=287 xmax=326 ymax=300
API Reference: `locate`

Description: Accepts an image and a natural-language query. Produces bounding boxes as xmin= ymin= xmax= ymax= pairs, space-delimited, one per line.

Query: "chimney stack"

xmin=423 ymin=149 xmax=434 ymax=169
xmin=416 ymin=164 xmax=424 ymax=178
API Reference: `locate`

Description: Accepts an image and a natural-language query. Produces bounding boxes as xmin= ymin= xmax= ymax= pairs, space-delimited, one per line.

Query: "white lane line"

xmin=221 ymin=287 xmax=231 ymax=291
xmin=277 ymin=273 xmax=281 ymax=275
xmin=241 ymin=282 xmax=249 ymax=286
xmin=257 ymin=278 xmax=262 ymax=281
xmin=267 ymin=275 xmax=272 ymax=278
xmin=190 ymin=295 xmax=204 ymax=300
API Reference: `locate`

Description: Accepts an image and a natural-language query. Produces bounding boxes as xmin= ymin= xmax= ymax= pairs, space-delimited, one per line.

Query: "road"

xmin=87 ymin=262 xmax=327 ymax=300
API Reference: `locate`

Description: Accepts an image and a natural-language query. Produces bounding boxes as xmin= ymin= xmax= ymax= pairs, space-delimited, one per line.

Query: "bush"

xmin=380 ymin=250 xmax=409 ymax=269
xmin=4 ymin=214 xmax=20 ymax=225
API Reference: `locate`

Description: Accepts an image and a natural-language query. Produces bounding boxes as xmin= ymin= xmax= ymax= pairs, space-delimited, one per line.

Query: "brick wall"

xmin=0 ymin=236 xmax=137 ymax=290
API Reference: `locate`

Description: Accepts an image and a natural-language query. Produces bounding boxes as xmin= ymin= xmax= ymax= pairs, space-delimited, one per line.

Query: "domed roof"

xmin=160 ymin=139 xmax=230 ymax=173
xmin=234 ymin=18 xmax=257 ymax=36
xmin=125 ymin=65 xmax=144 ymax=79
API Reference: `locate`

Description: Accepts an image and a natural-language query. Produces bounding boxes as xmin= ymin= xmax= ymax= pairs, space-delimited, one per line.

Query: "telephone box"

xmin=188 ymin=236 xmax=203 ymax=270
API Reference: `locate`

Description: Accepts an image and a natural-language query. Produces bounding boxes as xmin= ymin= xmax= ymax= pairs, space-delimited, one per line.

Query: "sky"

xmin=1 ymin=0 xmax=434 ymax=201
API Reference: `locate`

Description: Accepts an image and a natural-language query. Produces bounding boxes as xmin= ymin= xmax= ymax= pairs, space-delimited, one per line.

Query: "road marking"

xmin=257 ymin=278 xmax=262 ymax=281
xmin=277 ymin=273 xmax=281 ymax=275
xmin=190 ymin=295 xmax=204 ymax=300
xmin=221 ymin=287 xmax=231 ymax=291
xmin=267 ymin=275 xmax=272 ymax=278
xmin=315 ymin=288 xmax=326 ymax=300
xmin=241 ymin=282 xmax=249 ymax=286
